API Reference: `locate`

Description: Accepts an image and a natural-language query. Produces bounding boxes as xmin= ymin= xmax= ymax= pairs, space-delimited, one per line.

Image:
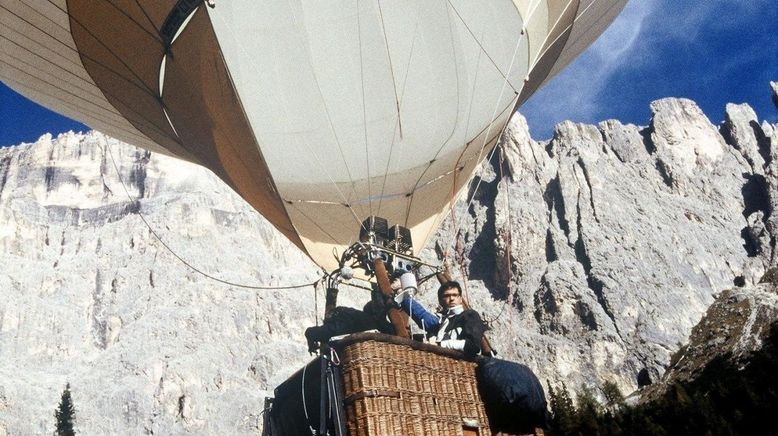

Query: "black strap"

xmin=318 ymin=357 xmax=328 ymax=436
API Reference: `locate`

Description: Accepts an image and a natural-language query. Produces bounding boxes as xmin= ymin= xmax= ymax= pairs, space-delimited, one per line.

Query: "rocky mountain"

xmin=1 ymin=83 xmax=777 ymax=434
xmin=638 ymin=272 xmax=778 ymax=404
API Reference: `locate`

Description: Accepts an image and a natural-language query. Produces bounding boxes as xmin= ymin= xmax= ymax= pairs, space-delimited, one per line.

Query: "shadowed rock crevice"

xmin=742 ymin=174 xmax=769 ymax=219
xmin=574 ymin=300 xmax=598 ymax=331
xmin=45 ymin=167 xmax=82 ymax=193
xmin=99 ymin=150 xmax=114 ymax=197
xmin=741 ymin=227 xmax=760 ymax=258
xmin=466 ymin=172 xmax=500 ymax=293
xmin=44 ymin=201 xmax=141 ymax=226
xmin=640 ymin=127 xmax=656 ymax=155
xmin=577 ymin=158 xmax=599 ymax=223
xmin=544 ymin=175 xmax=570 ymax=237
xmin=752 ymin=120 xmax=772 ymax=167
xmin=654 ymin=159 xmax=674 ymax=188
xmin=574 ymin=194 xmax=617 ymax=333
xmin=545 ymin=229 xmax=558 ymax=262
xmin=0 ymin=156 xmax=11 ymax=196
xmin=129 ymin=150 xmax=151 ymax=199
xmin=740 ymin=173 xmax=772 ymax=259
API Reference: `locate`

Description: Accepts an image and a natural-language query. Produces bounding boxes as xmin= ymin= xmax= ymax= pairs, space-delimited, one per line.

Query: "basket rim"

xmin=330 ymin=332 xmax=479 ymax=362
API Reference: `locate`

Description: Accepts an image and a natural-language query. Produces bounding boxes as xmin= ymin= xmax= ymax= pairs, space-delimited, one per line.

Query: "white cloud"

xmin=519 ymin=0 xmax=658 ymax=137
xmin=518 ymin=0 xmax=775 ymax=139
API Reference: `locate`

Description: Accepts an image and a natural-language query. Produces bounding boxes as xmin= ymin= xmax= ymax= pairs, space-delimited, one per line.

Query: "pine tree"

xmin=576 ymin=384 xmax=603 ymax=435
xmin=549 ymin=381 xmax=577 ymax=435
xmin=54 ymin=383 xmax=76 ymax=436
xmin=601 ymin=380 xmax=624 ymax=412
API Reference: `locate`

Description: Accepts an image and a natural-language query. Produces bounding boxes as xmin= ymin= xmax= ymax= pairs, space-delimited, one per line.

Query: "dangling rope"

xmin=484 ymin=143 xmax=514 ymax=327
xmin=440 ymin=0 xmax=544 ymax=266
xmin=313 ymin=281 xmax=320 ymax=327
xmin=105 ymin=144 xmax=321 ymax=291
xmin=441 ymin=0 xmax=605 ymax=266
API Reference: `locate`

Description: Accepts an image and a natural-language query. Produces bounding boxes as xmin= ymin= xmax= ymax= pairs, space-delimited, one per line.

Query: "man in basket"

xmin=401 ymin=281 xmax=487 ymax=357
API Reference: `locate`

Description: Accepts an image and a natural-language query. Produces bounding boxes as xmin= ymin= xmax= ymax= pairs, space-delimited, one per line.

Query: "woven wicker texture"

xmin=341 ymin=338 xmax=491 ymax=436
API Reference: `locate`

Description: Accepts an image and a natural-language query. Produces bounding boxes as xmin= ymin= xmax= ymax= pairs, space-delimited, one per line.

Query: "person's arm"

xmin=400 ymin=296 xmax=440 ymax=334
xmin=438 ymin=338 xmax=467 ymax=351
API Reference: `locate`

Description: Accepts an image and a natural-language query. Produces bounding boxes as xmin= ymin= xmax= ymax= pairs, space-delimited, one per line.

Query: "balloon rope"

xmin=375 ymin=1 xmax=424 ymax=218
xmin=105 ymin=144 xmax=320 ymax=291
xmin=441 ymin=0 xmax=538 ymax=263
xmin=282 ymin=0 xmax=363 ymax=224
xmin=443 ymin=0 xmax=610 ymax=262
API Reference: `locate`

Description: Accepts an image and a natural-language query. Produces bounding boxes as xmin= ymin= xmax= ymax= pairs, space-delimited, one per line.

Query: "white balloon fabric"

xmin=1 ymin=0 xmax=626 ymax=270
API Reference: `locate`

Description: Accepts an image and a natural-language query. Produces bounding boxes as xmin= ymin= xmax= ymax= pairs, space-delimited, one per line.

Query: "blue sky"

xmin=1 ymin=0 xmax=776 ymax=146
xmin=521 ymin=0 xmax=778 ymax=139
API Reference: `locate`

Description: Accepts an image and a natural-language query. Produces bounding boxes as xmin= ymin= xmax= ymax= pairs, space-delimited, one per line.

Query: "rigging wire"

xmin=437 ymin=0 xmax=550 ymax=307
xmin=356 ymin=0 xmax=374 ymax=218
xmin=105 ymin=144 xmax=320 ymax=291
xmin=440 ymin=0 xmax=616 ymax=327
xmin=441 ymin=3 xmax=533 ymax=264
xmin=444 ymin=1 xmax=519 ymax=93
xmin=483 ymin=143 xmax=513 ymax=327
xmin=283 ymin=0 xmax=361 ymax=217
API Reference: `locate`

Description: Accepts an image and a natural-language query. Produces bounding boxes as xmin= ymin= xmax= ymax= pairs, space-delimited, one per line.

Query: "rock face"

xmin=0 ymin=133 xmax=323 ymax=435
xmin=639 ymin=275 xmax=778 ymax=403
xmin=1 ymin=86 xmax=777 ymax=434
xmin=442 ymin=92 xmax=778 ymax=400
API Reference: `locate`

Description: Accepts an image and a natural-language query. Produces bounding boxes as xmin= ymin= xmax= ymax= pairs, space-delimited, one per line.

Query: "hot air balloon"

xmin=4 ymin=3 xmax=630 ymax=433
xmin=1 ymin=0 xmax=626 ymax=272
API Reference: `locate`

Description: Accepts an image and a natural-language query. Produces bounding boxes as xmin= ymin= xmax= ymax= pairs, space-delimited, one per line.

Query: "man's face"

xmin=440 ymin=288 xmax=462 ymax=309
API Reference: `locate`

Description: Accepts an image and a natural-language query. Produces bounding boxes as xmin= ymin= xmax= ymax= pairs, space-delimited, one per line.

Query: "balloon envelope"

xmin=1 ymin=0 xmax=626 ymax=270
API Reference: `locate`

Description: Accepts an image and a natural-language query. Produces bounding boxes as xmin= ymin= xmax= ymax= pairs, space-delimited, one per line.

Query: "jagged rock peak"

xmin=598 ymin=120 xmax=648 ymax=163
xmin=548 ymin=120 xmax=605 ymax=161
xmin=723 ymin=102 xmax=771 ymax=173
xmin=649 ymin=98 xmax=727 ymax=175
xmin=498 ymin=113 xmax=554 ymax=182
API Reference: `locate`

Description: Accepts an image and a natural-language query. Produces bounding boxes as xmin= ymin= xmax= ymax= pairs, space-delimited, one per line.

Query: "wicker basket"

xmin=335 ymin=333 xmax=491 ymax=436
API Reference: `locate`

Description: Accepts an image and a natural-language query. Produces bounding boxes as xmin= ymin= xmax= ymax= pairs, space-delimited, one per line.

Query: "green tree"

xmin=576 ymin=384 xmax=602 ymax=435
xmin=601 ymin=380 xmax=624 ymax=412
xmin=549 ymin=381 xmax=577 ymax=435
xmin=54 ymin=383 xmax=76 ymax=436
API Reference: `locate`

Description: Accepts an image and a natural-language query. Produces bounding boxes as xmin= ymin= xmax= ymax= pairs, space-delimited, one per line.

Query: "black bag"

xmin=476 ymin=357 xmax=547 ymax=433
